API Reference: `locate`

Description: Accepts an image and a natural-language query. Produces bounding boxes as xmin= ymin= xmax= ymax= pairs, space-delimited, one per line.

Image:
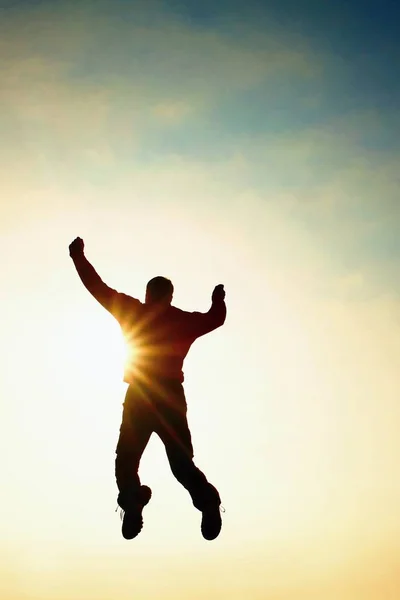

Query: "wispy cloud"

xmin=0 ymin=1 xmax=320 ymax=132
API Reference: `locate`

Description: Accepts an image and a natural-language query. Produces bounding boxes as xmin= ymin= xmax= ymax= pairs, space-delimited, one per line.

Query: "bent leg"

xmin=155 ymin=400 xmax=218 ymax=509
xmin=115 ymin=384 xmax=153 ymax=503
xmin=156 ymin=401 xmax=223 ymax=539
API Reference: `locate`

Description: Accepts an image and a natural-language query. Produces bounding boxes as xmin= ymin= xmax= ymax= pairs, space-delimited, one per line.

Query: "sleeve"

xmin=71 ymin=253 xmax=140 ymax=321
xmin=187 ymin=299 xmax=227 ymax=339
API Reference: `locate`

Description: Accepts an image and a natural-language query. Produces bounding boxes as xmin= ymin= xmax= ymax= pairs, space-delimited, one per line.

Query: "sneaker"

xmin=118 ymin=485 xmax=152 ymax=540
xmin=200 ymin=485 xmax=222 ymax=541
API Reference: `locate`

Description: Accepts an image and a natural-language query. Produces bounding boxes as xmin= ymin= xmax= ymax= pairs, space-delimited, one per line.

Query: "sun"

xmin=54 ymin=309 xmax=129 ymax=392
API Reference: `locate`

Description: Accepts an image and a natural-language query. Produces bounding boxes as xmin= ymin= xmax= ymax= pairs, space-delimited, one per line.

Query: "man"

xmin=69 ymin=237 xmax=226 ymax=541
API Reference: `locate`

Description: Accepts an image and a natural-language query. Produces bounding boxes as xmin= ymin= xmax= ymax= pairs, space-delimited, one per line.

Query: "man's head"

xmin=145 ymin=276 xmax=174 ymax=305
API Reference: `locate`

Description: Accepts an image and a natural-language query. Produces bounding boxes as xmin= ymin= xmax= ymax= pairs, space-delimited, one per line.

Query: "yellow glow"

xmin=0 ymin=205 xmax=397 ymax=599
xmin=1 ymin=200 xmax=399 ymax=600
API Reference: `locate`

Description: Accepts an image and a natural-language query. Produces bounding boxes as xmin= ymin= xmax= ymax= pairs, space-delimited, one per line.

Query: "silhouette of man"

xmin=69 ymin=237 xmax=226 ymax=541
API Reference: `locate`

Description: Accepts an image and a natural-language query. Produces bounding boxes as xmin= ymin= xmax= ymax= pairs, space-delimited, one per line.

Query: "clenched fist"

xmin=212 ymin=284 xmax=225 ymax=302
xmin=69 ymin=237 xmax=85 ymax=258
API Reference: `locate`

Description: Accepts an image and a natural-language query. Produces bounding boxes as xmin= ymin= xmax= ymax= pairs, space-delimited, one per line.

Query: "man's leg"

xmin=154 ymin=384 xmax=222 ymax=540
xmin=115 ymin=384 xmax=154 ymax=539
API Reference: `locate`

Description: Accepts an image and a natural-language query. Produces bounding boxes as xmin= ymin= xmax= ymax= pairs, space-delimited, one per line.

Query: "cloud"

xmin=0 ymin=0 xmax=321 ymax=235
xmin=152 ymin=100 xmax=194 ymax=123
xmin=0 ymin=0 xmax=320 ymax=125
xmin=1 ymin=0 xmax=399 ymax=301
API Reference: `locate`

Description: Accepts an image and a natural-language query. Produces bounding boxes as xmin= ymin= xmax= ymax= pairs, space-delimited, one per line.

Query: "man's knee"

xmin=168 ymin=451 xmax=195 ymax=479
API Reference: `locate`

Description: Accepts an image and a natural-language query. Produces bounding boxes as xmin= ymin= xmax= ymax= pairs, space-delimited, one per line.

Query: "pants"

xmin=115 ymin=379 xmax=215 ymax=509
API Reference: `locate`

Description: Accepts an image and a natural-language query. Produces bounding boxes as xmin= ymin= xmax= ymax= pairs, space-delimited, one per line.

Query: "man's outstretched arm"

xmin=69 ymin=237 xmax=129 ymax=315
xmin=189 ymin=284 xmax=227 ymax=338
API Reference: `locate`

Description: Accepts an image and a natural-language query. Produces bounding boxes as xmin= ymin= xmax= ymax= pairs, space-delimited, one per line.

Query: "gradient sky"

xmin=1 ymin=1 xmax=400 ymax=599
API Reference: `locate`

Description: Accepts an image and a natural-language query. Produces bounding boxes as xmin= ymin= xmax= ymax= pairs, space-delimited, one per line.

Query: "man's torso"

xmin=119 ymin=303 xmax=196 ymax=384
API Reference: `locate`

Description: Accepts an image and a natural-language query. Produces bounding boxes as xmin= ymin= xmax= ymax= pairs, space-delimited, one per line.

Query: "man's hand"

xmin=69 ymin=237 xmax=85 ymax=258
xmin=212 ymin=284 xmax=225 ymax=302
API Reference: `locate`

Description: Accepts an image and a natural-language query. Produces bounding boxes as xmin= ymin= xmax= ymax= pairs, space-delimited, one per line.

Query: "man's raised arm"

xmin=189 ymin=284 xmax=227 ymax=338
xmin=69 ymin=237 xmax=123 ymax=314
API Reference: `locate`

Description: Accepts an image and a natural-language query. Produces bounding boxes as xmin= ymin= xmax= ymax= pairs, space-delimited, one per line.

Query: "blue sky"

xmin=1 ymin=0 xmax=398 ymax=299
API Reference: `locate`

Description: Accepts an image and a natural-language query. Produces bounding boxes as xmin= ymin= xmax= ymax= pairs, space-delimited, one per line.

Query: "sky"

xmin=1 ymin=0 xmax=400 ymax=598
